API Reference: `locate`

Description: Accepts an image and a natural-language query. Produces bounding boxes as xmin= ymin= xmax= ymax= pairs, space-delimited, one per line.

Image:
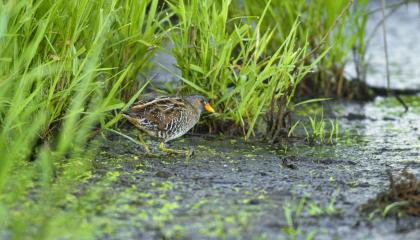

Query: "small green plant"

xmin=281 ymin=198 xmax=318 ymax=240
xmin=302 ymin=111 xmax=339 ymax=145
xmin=307 ymin=194 xmax=339 ymax=216
xmin=282 ymin=199 xmax=305 ymax=240
xmin=281 ymin=193 xmax=339 ymax=239
xmin=382 ymin=201 xmax=409 ymax=218
xmin=367 ymin=201 xmax=409 ymax=220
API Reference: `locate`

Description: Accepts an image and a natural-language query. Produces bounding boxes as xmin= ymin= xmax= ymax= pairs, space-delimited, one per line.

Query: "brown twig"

xmin=380 ymin=0 xmax=409 ymax=112
xmin=380 ymin=0 xmax=391 ymax=90
xmin=365 ymin=7 xmax=399 ymax=50
xmin=367 ymin=0 xmax=417 ymax=14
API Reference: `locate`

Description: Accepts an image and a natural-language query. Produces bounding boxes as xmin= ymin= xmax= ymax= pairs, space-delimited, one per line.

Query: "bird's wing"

xmin=128 ymin=97 xmax=187 ymax=131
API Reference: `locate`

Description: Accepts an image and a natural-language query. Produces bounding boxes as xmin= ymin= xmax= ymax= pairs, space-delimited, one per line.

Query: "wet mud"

xmin=85 ymin=97 xmax=420 ymax=240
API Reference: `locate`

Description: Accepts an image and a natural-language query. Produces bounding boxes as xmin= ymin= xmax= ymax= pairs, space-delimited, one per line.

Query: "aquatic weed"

xmin=363 ymin=169 xmax=420 ymax=218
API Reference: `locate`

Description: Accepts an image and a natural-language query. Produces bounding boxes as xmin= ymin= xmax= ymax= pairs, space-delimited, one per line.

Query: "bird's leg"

xmin=158 ymin=142 xmax=193 ymax=158
xmin=137 ymin=133 xmax=151 ymax=153
xmin=137 ymin=134 xmax=163 ymax=157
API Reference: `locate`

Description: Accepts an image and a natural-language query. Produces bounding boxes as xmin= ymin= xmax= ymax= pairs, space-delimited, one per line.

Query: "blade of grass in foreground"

xmin=0 ymin=0 xmax=160 ymax=238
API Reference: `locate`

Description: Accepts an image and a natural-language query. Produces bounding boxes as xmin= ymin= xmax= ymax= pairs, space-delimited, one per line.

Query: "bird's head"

xmin=185 ymin=95 xmax=215 ymax=114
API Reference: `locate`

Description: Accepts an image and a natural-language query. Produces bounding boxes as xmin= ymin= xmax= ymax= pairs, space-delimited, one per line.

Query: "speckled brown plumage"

xmin=123 ymin=95 xmax=214 ymax=142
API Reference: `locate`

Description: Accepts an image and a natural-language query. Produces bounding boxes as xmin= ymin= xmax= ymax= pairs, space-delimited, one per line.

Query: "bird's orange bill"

xmin=204 ymin=102 xmax=215 ymax=113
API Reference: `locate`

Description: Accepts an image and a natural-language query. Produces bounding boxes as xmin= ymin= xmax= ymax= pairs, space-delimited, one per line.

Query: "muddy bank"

xmin=83 ymin=97 xmax=420 ymax=240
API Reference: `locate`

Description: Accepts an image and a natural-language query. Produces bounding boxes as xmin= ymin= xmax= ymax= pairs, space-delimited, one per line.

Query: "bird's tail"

xmin=121 ymin=113 xmax=139 ymax=127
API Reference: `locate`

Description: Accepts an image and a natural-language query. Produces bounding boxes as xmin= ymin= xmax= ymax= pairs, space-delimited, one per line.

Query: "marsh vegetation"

xmin=0 ymin=0 xmax=419 ymax=239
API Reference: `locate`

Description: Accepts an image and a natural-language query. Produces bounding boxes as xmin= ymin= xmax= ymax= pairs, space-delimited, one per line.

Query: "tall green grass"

xmin=0 ymin=0 xmax=372 ymax=238
xmin=0 ymin=0 xmax=163 ymax=238
xmin=234 ymin=0 xmax=369 ymax=97
xmin=167 ymin=0 xmax=322 ymax=140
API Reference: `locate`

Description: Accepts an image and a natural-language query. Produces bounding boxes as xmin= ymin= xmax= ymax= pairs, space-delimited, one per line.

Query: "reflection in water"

xmin=345 ymin=1 xmax=420 ymax=90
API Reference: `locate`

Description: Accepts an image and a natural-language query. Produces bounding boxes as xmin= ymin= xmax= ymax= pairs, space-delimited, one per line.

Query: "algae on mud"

xmin=3 ymin=96 xmax=418 ymax=239
xmin=72 ymin=97 xmax=420 ymax=240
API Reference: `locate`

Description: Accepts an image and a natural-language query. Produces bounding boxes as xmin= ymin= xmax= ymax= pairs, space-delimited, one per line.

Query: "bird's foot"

xmin=184 ymin=148 xmax=194 ymax=160
xmin=144 ymin=152 xmax=162 ymax=158
xmin=159 ymin=142 xmax=193 ymax=158
xmin=137 ymin=134 xmax=163 ymax=158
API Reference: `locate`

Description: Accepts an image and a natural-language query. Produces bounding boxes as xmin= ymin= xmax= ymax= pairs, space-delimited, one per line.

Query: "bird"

xmin=123 ymin=95 xmax=215 ymax=155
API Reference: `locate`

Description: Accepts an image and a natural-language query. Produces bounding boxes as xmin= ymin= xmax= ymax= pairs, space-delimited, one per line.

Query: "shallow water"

xmin=345 ymin=0 xmax=420 ymax=90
